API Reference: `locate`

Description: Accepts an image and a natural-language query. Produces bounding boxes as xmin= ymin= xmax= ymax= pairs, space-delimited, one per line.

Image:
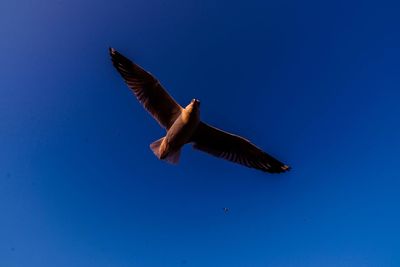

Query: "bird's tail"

xmin=164 ymin=149 xmax=181 ymax=165
xmin=150 ymin=137 xmax=181 ymax=164
xmin=150 ymin=137 xmax=165 ymax=158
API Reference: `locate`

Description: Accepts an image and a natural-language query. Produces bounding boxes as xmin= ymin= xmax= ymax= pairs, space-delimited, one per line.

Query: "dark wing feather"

xmin=191 ymin=122 xmax=290 ymax=173
xmin=109 ymin=48 xmax=182 ymax=129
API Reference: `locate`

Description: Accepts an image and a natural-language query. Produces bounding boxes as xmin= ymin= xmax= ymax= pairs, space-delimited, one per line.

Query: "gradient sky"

xmin=1 ymin=0 xmax=400 ymax=266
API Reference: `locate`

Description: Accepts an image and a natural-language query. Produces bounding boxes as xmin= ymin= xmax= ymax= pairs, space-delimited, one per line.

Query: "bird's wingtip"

xmin=281 ymin=165 xmax=291 ymax=172
xmin=109 ymin=47 xmax=117 ymax=55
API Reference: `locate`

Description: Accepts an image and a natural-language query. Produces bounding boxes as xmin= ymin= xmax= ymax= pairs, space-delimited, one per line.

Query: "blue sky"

xmin=1 ymin=0 xmax=400 ymax=266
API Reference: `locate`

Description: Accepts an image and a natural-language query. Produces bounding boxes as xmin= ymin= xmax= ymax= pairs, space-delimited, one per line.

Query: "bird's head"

xmin=185 ymin=99 xmax=201 ymax=115
xmin=190 ymin=98 xmax=201 ymax=107
xmin=187 ymin=98 xmax=200 ymax=110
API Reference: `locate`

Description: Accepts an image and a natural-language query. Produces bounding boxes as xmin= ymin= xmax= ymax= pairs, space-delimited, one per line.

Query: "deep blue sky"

xmin=1 ymin=0 xmax=400 ymax=266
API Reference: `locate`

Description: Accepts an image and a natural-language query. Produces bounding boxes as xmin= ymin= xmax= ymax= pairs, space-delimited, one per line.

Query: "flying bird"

xmin=109 ymin=48 xmax=290 ymax=173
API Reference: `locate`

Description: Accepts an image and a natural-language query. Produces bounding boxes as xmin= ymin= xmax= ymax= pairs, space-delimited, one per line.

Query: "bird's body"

xmin=109 ymin=48 xmax=290 ymax=173
xmin=151 ymin=100 xmax=200 ymax=163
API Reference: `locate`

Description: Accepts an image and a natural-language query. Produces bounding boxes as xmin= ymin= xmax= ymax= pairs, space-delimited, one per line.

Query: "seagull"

xmin=109 ymin=48 xmax=290 ymax=173
xmin=223 ymin=207 xmax=229 ymax=214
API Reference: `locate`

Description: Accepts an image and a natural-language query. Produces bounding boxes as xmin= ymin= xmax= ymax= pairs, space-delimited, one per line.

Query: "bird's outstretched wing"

xmin=109 ymin=48 xmax=182 ymax=129
xmin=191 ymin=122 xmax=290 ymax=173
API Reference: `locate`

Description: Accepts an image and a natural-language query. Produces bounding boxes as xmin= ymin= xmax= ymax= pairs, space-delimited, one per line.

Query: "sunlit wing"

xmin=110 ymin=48 xmax=182 ymax=129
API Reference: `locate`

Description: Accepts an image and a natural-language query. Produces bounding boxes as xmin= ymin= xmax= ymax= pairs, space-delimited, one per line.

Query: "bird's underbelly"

xmin=164 ymin=114 xmax=199 ymax=151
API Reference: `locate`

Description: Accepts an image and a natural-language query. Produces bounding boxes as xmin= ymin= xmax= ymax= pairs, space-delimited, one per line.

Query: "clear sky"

xmin=1 ymin=0 xmax=399 ymax=266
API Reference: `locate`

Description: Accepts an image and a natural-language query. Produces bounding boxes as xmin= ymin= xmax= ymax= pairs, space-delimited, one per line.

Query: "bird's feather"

xmin=109 ymin=48 xmax=182 ymax=129
xmin=190 ymin=122 xmax=290 ymax=173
